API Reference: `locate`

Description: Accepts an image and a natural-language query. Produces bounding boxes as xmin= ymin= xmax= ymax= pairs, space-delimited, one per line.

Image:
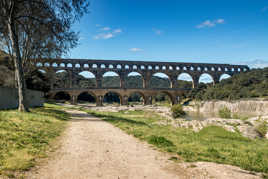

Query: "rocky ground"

xmin=75 ymin=103 xmax=268 ymax=140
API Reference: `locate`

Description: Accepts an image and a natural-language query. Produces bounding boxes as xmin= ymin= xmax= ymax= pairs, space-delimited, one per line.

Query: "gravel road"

xmin=26 ymin=109 xmax=261 ymax=179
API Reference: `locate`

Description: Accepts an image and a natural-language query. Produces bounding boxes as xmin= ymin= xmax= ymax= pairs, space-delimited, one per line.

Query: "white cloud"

xmin=93 ymin=27 xmax=122 ymax=40
xmin=152 ymin=28 xmax=162 ymax=35
xmin=216 ymin=19 xmax=225 ymax=24
xmin=114 ymin=29 xmax=122 ymax=33
xmin=101 ymin=27 xmax=111 ymax=31
xmin=102 ymin=33 xmax=114 ymax=39
xmin=94 ymin=33 xmax=114 ymax=40
xmin=129 ymin=48 xmax=143 ymax=52
xmin=196 ymin=19 xmax=225 ymax=29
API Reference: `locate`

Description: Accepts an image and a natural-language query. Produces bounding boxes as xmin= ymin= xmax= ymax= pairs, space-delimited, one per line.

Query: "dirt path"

xmin=26 ymin=110 xmax=261 ymax=179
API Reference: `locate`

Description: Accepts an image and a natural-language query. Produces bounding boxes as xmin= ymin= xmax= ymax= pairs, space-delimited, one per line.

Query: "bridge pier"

xmin=144 ymin=96 xmax=153 ymax=105
xmin=96 ymin=95 xmax=103 ymax=106
xmin=121 ymin=95 xmax=129 ymax=105
xmin=71 ymin=95 xmax=78 ymax=105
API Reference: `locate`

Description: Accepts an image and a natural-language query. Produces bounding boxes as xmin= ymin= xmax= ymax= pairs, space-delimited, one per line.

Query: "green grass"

xmin=218 ymin=107 xmax=232 ymax=119
xmin=86 ymin=109 xmax=268 ymax=175
xmin=0 ymin=103 xmax=69 ymax=177
xmin=255 ymin=121 xmax=268 ymax=138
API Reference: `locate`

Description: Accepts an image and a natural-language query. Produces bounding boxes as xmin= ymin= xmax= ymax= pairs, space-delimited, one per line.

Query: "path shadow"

xmin=32 ymin=107 xmax=69 ymax=121
xmin=90 ymin=113 xmax=149 ymax=127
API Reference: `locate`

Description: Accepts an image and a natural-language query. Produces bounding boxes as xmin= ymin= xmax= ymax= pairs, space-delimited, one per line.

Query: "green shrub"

xmin=218 ymin=107 xmax=232 ymax=119
xmin=171 ymin=104 xmax=186 ymax=118
xmin=255 ymin=121 xmax=268 ymax=138
xmin=148 ymin=135 xmax=175 ymax=147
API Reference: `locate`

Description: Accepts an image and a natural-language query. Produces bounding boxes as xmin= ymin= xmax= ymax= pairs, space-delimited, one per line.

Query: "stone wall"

xmin=0 ymin=87 xmax=44 ymax=110
xmin=186 ymin=99 xmax=268 ymax=116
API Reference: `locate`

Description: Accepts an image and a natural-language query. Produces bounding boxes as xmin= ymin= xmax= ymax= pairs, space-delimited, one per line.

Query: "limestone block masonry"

xmin=32 ymin=58 xmax=249 ymax=106
xmin=0 ymin=87 xmax=44 ymax=110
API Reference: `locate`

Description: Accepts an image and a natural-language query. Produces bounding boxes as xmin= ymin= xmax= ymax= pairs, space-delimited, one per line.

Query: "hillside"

xmin=188 ymin=68 xmax=268 ymax=100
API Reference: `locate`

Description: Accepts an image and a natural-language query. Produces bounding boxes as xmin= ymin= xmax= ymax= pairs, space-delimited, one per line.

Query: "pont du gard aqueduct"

xmin=34 ymin=58 xmax=249 ymax=106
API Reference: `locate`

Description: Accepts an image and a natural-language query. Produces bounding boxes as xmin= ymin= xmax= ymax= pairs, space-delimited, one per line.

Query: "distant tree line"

xmin=187 ymin=68 xmax=268 ymax=100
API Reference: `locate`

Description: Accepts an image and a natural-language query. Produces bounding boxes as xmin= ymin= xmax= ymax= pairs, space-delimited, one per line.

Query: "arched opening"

xmin=52 ymin=63 xmax=58 ymax=67
xmin=54 ymin=70 xmax=69 ymax=89
xmin=44 ymin=62 xmax=50 ymax=67
xmin=26 ymin=69 xmax=50 ymax=92
xmin=77 ymin=92 xmax=96 ymax=104
xmin=102 ymin=71 xmax=120 ymax=88
xmin=103 ymin=92 xmax=121 ymax=105
xmin=38 ymin=69 xmax=46 ymax=74
xmin=177 ymin=73 xmax=193 ymax=88
xmin=128 ymin=92 xmax=145 ymax=105
xmin=220 ymin=74 xmax=232 ymax=81
xmin=36 ymin=62 xmax=43 ymax=67
xmin=125 ymin=72 xmax=143 ymax=88
xmin=60 ymin=63 xmax=65 ymax=67
xmin=150 ymin=73 xmax=171 ymax=88
xmin=54 ymin=91 xmax=71 ymax=101
xmin=77 ymin=71 xmax=96 ymax=88
xmin=153 ymin=91 xmax=173 ymax=106
xmin=199 ymin=73 xmax=214 ymax=84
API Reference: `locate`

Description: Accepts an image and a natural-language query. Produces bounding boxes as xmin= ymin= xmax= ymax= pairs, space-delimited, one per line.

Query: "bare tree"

xmin=0 ymin=0 xmax=89 ymax=111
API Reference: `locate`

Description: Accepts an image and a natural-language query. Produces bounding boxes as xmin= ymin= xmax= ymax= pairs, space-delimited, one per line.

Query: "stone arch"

xmin=132 ymin=65 xmax=138 ymax=70
xmin=153 ymin=91 xmax=175 ymax=106
xmin=116 ymin=64 xmax=122 ymax=69
xmin=78 ymin=71 xmax=97 ymax=88
xmin=52 ymin=62 xmax=58 ymax=67
xmin=44 ymin=62 xmax=50 ymax=67
xmin=177 ymin=73 xmax=193 ymax=88
xmin=124 ymin=65 xmax=130 ymax=69
xmin=36 ymin=62 xmax=43 ymax=67
xmin=125 ymin=72 xmax=144 ymax=88
xmin=38 ymin=69 xmax=47 ymax=74
xmin=77 ymin=91 xmax=96 ymax=104
xmin=199 ymin=73 xmax=214 ymax=84
xmin=103 ymin=91 xmax=122 ymax=105
xmin=128 ymin=91 xmax=145 ymax=105
xmin=220 ymin=74 xmax=232 ymax=81
xmin=150 ymin=72 xmax=171 ymax=88
xmin=83 ymin=64 xmax=89 ymax=68
xmin=102 ymin=71 xmax=121 ymax=88
xmin=54 ymin=70 xmax=69 ymax=89
xmin=54 ymin=91 xmax=71 ymax=101
xmin=60 ymin=63 xmax=65 ymax=68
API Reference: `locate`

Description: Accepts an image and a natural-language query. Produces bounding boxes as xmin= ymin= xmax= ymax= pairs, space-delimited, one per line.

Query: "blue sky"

xmin=69 ymin=0 xmax=268 ymax=65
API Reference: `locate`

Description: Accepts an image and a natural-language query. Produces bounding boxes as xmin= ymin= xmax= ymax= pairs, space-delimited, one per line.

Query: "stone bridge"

xmin=34 ymin=58 xmax=249 ymax=105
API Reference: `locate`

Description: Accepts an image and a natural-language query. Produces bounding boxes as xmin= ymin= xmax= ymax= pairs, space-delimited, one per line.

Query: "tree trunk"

xmin=7 ymin=18 xmax=29 ymax=112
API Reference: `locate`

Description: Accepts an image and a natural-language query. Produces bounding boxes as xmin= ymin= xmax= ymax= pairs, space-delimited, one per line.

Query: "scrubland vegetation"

xmin=188 ymin=67 xmax=268 ymax=100
xmin=171 ymin=104 xmax=186 ymax=118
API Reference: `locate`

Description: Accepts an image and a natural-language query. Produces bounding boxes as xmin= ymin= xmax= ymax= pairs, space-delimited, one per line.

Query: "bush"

xmin=255 ymin=121 xmax=268 ymax=138
xmin=171 ymin=104 xmax=186 ymax=118
xmin=218 ymin=107 xmax=232 ymax=119
xmin=148 ymin=135 xmax=175 ymax=147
